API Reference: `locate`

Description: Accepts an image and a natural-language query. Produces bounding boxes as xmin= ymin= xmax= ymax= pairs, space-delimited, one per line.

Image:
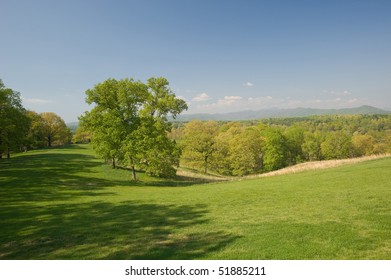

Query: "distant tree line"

xmin=0 ymin=79 xmax=71 ymax=158
xmin=172 ymin=115 xmax=391 ymax=176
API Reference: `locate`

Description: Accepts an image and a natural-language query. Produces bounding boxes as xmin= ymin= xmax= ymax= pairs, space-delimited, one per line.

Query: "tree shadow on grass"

xmin=0 ymin=149 xmax=220 ymax=205
xmin=0 ymin=152 xmax=117 ymax=203
xmin=0 ymin=150 xmax=238 ymax=259
xmin=0 ymin=201 xmax=238 ymax=259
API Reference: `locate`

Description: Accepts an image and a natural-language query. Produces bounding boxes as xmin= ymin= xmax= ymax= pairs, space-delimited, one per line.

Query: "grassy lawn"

xmin=0 ymin=144 xmax=390 ymax=259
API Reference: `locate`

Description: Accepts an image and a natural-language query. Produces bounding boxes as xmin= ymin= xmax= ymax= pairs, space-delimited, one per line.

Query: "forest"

xmin=170 ymin=115 xmax=391 ymax=176
xmin=0 ymin=79 xmax=71 ymax=158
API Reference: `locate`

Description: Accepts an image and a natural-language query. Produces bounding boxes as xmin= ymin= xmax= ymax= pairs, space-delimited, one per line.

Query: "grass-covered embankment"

xmin=0 ymin=144 xmax=390 ymax=259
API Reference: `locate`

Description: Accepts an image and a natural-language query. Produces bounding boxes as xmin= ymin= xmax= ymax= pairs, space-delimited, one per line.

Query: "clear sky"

xmin=1 ymin=0 xmax=390 ymax=122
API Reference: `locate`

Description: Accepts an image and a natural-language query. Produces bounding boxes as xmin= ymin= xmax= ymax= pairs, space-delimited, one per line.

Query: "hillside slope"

xmin=1 ymin=145 xmax=390 ymax=259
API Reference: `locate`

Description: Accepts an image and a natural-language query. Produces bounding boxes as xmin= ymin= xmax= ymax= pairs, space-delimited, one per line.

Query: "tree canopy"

xmin=40 ymin=112 xmax=71 ymax=147
xmin=80 ymin=77 xmax=187 ymax=179
xmin=0 ymin=79 xmax=29 ymax=158
xmin=177 ymin=115 xmax=391 ymax=176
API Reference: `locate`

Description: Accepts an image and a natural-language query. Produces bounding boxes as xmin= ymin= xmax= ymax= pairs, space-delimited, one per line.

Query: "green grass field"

xmin=1 ymin=144 xmax=390 ymax=259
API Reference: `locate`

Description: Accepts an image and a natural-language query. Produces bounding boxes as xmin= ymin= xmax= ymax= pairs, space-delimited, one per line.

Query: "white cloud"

xmin=243 ymin=82 xmax=254 ymax=87
xmin=348 ymin=98 xmax=359 ymax=103
xmin=193 ymin=95 xmax=243 ymax=111
xmin=324 ymin=90 xmax=352 ymax=97
xmin=192 ymin=92 xmax=212 ymax=102
xmin=343 ymin=90 xmax=351 ymax=95
xmin=248 ymin=96 xmax=273 ymax=103
xmin=22 ymin=98 xmax=52 ymax=104
xmin=219 ymin=96 xmax=243 ymax=105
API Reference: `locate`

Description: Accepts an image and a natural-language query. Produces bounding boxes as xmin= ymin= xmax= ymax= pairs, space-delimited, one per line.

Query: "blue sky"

xmin=1 ymin=0 xmax=390 ymax=122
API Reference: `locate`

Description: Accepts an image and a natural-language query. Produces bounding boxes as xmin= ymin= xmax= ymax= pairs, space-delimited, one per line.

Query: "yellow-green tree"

xmin=228 ymin=127 xmax=263 ymax=176
xmin=351 ymin=133 xmax=375 ymax=156
xmin=261 ymin=126 xmax=288 ymax=172
xmin=72 ymin=124 xmax=91 ymax=144
xmin=302 ymin=131 xmax=325 ymax=161
xmin=320 ymin=131 xmax=353 ymax=160
xmin=25 ymin=110 xmax=46 ymax=149
xmin=40 ymin=112 xmax=71 ymax=147
xmin=182 ymin=120 xmax=219 ymax=174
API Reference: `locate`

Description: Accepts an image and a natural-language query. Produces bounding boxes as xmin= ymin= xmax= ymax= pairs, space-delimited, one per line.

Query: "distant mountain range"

xmin=67 ymin=106 xmax=390 ymax=128
xmin=175 ymin=105 xmax=391 ymax=121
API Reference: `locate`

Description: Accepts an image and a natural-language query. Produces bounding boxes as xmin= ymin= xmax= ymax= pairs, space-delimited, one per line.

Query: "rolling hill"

xmin=1 ymin=144 xmax=390 ymax=259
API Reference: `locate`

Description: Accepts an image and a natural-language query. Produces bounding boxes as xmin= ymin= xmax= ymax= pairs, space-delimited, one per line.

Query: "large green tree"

xmin=80 ymin=77 xmax=187 ymax=180
xmin=137 ymin=77 xmax=187 ymax=177
xmin=80 ymin=78 xmax=148 ymax=175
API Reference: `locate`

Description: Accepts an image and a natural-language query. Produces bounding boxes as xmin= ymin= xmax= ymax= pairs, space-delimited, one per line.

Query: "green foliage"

xmin=351 ymin=133 xmax=375 ymax=156
xmin=72 ymin=124 xmax=91 ymax=144
xmin=321 ymin=131 xmax=353 ymax=160
xmin=178 ymin=114 xmax=391 ymax=176
xmin=228 ymin=127 xmax=263 ymax=176
xmin=0 ymin=79 xmax=30 ymax=157
xmin=284 ymin=126 xmax=305 ymax=164
xmin=0 ymin=79 xmax=71 ymax=156
xmin=80 ymin=77 xmax=187 ymax=179
xmin=25 ymin=111 xmax=47 ymax=149
xmin=136 ymin=118 xmax=180 ymax=178
xmin=40 ymin=112 xmax=72 ymax=147
xmin=302 ymin=131 xmax=325 ymax=161
xmin=209 ymin=125 xmax=235 ymax=175
xmin=143 ymin=77 xmax=188 ymax=119
xmin=182 ymin=120 xmax=219 ymax=173
xmin=261 ymin=127 xmax=288 ymax=172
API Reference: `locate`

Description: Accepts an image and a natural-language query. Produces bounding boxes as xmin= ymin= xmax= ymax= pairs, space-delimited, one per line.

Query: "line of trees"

xmin=0 ymin=79 xmax=71 ymax=158
xmin=174 ymin=115 xmax=391 ymax=176
xmin=79 ymin=77 xmax=187 ymax=179
xmin=3 ymin=77 xmax=390 ymax=179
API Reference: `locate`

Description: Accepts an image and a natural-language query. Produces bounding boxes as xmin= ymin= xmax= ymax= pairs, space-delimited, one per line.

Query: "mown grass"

xmin=0 ymin=144 xmax=390 ymax=259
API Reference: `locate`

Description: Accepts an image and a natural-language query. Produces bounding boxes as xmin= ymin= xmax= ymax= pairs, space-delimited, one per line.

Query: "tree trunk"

xmin=7 ymin=148 xmax=10 ymax=159
xmin=204 ymin=155 xmax=208 ymax=174
xmin=112 ymin=157 xmax=116 ymax=169
xmin=47 ymin=134 xmax=52 ymax=147
xmin=130 ymin=156 xmax=137 ymax=181
xmin=132 ymin=165 xmax=137 ymax=181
